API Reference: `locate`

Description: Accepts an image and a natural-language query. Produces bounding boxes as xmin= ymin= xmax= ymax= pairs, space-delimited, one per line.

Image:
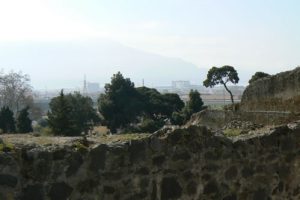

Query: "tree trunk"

xmin=223 ymin=83 xmax=234 ymax=104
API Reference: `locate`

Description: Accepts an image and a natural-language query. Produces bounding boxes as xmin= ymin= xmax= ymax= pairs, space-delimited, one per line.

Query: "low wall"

xmin=1 ymin=122 xmax=300 ymax=200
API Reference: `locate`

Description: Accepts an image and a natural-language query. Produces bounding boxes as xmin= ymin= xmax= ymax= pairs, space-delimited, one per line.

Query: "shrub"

xmin=138 ymin=118 xmax=164 ymax=133
xmin=171 ymin=112 xmax=186 ymax=126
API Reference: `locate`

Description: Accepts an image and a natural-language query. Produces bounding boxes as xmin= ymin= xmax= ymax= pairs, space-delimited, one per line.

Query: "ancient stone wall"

xmin=187 ymin=109 xmax=295 ymax=129
xmin=241 ymin=67 xmax=300 ymax=112
xmin=1 ymin=122 xmax=300 ymax=200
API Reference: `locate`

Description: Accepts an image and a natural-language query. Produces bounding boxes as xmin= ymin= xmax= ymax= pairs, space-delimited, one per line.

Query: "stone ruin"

xmin=1 ymin=67 xmax=300 ymax=199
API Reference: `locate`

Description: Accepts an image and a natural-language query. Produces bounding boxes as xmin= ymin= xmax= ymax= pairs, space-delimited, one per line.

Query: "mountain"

xmin=0 ymin=40 xmax=206 ymax=89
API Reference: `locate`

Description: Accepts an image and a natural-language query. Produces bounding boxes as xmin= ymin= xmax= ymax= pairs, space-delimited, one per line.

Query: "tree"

xmin=170 ymin=90 xmax=204 ymax=126
xmin=98 ymin=72 xmax=143 ymax=133
xmin=48 ymin=90 xmax=99 ymax=136
xmin=16 ymin=107 xmax=33 ymax=133
xmin=66 ymin=92 xmax=100 ymax=134
xmin=249 ymin=72 xmax=270 ymax=84
xmin=0 ymin=71 xmax=33 ymax=113
xmin=136 ymin=87 xmax=184 ymax=119
xmin=186 ymin=90 xmax=204 ymax=114
xmin=170 ymin=111 xmax=186 ymax=126
xmin=203 ymin=65 xmax=239 ymax=104
xmin=162 ymin=93 xmax=185 ymax=117
xmin=47 ymin=90 xmax=74 ymax=136
xmin=0 ymin=107 xmax=16 ymax=133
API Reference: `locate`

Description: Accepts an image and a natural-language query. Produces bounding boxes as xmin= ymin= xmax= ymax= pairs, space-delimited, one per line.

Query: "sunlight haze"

xmin=0 ymin=0 xmax=299 ymax=89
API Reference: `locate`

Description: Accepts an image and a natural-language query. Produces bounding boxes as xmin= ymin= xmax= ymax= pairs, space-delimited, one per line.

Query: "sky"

xmin=0 ymin=0 xmax=300 ymax=89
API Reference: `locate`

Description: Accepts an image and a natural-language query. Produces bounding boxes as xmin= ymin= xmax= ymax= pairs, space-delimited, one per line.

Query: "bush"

xmin=171 ymin=112 xmax=186 ymax=125
xmin=138 ymin=118 xmax=164 ymax=133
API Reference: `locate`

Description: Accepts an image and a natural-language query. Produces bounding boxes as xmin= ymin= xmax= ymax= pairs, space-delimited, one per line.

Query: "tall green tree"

xmin=48 ymin=90 xmax=99 ymax=136
xmin=136 ymin=87 xmax=184 ymax=119
xmin=66 ymin=92 xmax=99 ymax=134
xmin=186 ymin=90 xmax=204 ymax=114
xmin=98 ymin=72 xmax=143 ymax=133
xmin=162 ymin=93 xmax=185 ymax=117
xmin=203 ymin=65 xmax=239 ymax=104
xmin=170 ymin=90 xmax=204 ymax=126
xmin=16 ymin=107 xmax=33 ymax=133
xmin=47 ymin=90 xmax=74 ymax=136
xmin=0 ymin=107 xmax=16 ymax=133
xmin=249 ymin=71 xmax=270 ymax=84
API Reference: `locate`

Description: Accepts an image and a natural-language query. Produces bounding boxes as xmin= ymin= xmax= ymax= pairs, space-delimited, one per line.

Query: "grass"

xmin=223 ymin=128 xmax=242 ymax=137
xmin=96 ymin=132 xmax=151 ymax=144
xmin=0 ymin=141 xmax=15 ymax=152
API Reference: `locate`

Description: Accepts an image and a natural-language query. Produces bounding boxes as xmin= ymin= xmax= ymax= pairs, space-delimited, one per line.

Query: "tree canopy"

xmin=0 ymin=71 xmax=33 ymax=113
xmin=171 ymin=89 xmax=204 ymax=125
xmin=98 ymin=72 xmax=185 ymax=133
xmin=0 ymin=107 xmax=16 ymax=133
xmin=98 ymin=72 xmax=143 ymax=133
xmin=48 ymin=90 xmax=99 ymax=136
xmin=16 ymin=106 xmax=33 ymax=133
xmin=249 ymin=71 xmax=270 ymax=84
xmin=203 ymin=65 xmax=239 ymax=104
xmin=136 ymin=87 xmax=184 ymax=119
xmin=186 ymin=89 xmax=204 ymax=114
xmin=47 ymin=90 xmax=74 ymax=136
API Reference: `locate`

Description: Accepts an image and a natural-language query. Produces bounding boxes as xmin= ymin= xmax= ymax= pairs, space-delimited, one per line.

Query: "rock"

xmin=89 ymin=144 xmax=107 ymax=172
xmin=161 ymin=177 xmax=182 ymax=200
xmin=20 ymin=184 xmax=44 ymax=200
xmin=151 ymin=180 xmax=157 ymax=200
xmin=253 ymin=189 xmax=268 ymax=200
xmin=128 ymin=140 xmax=146 ymax=163
xmin=103 ymin=185 xmax=115 ymax=194
xmin=224 ymin=166 xmax=238 ymax=180
xmin=66 ymin=152 xmax=83 ymax=177
xmin=203 ymin=180 xmax=219 ymax=195
xmin=152 ymin=155 xmax=165 ymax=166
xmin=186 ymin=181 xmax=197 ymax=195
xmin=48 ymin=182 xmax=73 ymax=200
xmin=0 ymin=174 xmax=18 ymax=187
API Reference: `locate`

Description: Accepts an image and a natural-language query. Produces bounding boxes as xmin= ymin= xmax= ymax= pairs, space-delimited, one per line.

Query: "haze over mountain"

xmin=0 ymin=40 xmax=210 ymax=90
xmin=0 ymin=40 xmax=259 ymax=90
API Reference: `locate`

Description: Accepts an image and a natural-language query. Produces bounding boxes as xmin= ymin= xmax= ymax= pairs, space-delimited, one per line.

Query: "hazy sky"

xmin=0 ymin=0 xmax=300 ymax=88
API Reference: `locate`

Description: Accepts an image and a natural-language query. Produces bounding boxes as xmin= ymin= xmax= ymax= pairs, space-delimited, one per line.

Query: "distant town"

xmin=33 ymin=78 xmax=245 ymax=114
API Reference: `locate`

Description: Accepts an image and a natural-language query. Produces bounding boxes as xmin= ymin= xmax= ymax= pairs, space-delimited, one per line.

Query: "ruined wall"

xmin=187 ymin=109 xmax=297 ymax=128
xmin=241 ymin=67 xmax=300 ymax=112
xmin=1 ymin=123 xmax=300 ymax=200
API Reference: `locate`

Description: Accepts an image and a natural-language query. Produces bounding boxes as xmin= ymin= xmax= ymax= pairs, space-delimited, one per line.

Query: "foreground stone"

xmin=1 ymin=122 xmax=300 ymax=200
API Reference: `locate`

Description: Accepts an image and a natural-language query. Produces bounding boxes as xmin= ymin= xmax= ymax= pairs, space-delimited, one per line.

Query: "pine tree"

xmin=16 ymin=107 xmax=33 ymax=133
xmin=0 ymin=107 xmax=16 ymax=133
xmin=47 ymin=90 xmax=74 ymax=136
xmin=187 ymin=90 xmax=204 ymax=114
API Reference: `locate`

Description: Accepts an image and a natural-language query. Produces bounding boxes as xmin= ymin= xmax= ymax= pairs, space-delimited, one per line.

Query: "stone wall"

xmin=241 ymin=67 xmax=300 ymax=112
xmin=1 ymin=122 xmax=300 ymax=200
xmin=187 ymin=109 xmax=296 ymax=129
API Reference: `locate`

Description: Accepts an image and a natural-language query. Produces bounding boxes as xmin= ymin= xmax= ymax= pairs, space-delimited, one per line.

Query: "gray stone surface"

xmin=1 ymin=122 xmax=300 ymax=199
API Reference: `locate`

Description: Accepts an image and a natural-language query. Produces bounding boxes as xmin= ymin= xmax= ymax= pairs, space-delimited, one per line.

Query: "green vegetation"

xmin=98 ymin=72 xmax=185 ymax=133
xmin=185 ymin=89 xmax=204 ymax=114
xmin=0 ymin=107 xmax=16 ymax=133
xmin=223 ymin=128 xmax=242 ymax=137
xmin=16 ymin=107 xmax=33 ymax=133
xmin=171 ymin=89 xmax=205 ymax=125
xmin=47 ymin=90 xmax=99 ymax=136
xmin=98 ymin=72 xmax=143 ymax=133
xmin=203 ymin=65 xmax=239 ymax=104
xmin=249 ymin=71 xmax=270 ymax=84
xmin=0 ymin=141 xmax=14 ymax=152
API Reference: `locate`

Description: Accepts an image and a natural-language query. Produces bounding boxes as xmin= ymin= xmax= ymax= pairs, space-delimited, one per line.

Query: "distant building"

xmin=87 ymin=82 xmax=100 ymax=93
xmin=172 ymin=81 xmax=191 ymax=89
